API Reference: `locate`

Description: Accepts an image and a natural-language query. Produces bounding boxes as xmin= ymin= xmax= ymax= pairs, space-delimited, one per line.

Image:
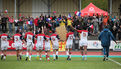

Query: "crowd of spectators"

xmin=0 ymin=13 xmax=121 ymax=40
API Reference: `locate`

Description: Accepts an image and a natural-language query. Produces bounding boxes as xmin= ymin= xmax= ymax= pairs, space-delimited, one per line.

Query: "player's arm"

xmin=50 ymin=37 xmax=53 ymax=45
xmin=98 ymin=32 xmax=102 ymax=41
xmin=66 ymin=33 xmax=69 ymax=41
xmin=110 ymin=31 xmax=117 ymax=44
xmin=33 ymin=35 xmax=35 ymax=43
xmin=56 ymin=35 xmax=60 ymax=40
xmin=24 ymin=33 xmax=27 ymax=42
xmin=44 ymin=36 xmax=47 ymax=41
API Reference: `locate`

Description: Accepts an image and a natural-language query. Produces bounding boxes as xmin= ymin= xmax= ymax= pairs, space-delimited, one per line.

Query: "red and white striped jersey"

xmin=13 ymin=33 xmax=22 ymax=43
xmin=0 ymin=33 xmax=8 ymax=44
xmin=78 ymin=30 xmax=88 ymax=41
xmin=66 ymin=32 xmax=74 ymax=43
xmin=25 ymin=32 xmax=34 ymax=43
xmin=35 ymin=34 xmax=45 ymax=44
xmin=50 ymin=34 xmax=59 ymax=45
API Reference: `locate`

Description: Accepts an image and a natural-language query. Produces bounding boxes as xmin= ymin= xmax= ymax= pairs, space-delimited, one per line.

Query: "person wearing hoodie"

xmin=98 ymin=26 xmax=117 ymax=61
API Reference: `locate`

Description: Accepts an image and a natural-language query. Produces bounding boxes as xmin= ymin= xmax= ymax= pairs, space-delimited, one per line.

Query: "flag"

xmin=4 ymin=10 xmax=8 ymax=13
xmin=68 ymin=13 xmax=71 ymax=18
xmin=19 ymin=13 xmax=21 ymax=17
xmin=46 ymin=17 xmax=52 ymax=22
xmin=26 ymin=21 xmax=30 ymax=24
xmin=89 ymin=25 xmax=94 ymax=29
xmin=53 ymin=11 xmax=56 ymax=13
xmin=75 ymin=11 xmax=81 ymax=16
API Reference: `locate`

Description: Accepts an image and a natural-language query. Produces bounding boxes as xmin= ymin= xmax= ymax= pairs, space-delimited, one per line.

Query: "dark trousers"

xmin=103 ymin=46 xmax=109 ymax=57
xmin=2 ymin=23 xmax=7 ymax=33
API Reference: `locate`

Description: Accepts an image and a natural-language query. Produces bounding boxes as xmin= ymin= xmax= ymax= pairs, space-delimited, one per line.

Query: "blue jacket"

xmin=98 ymin=28 xmax=116 ymax=47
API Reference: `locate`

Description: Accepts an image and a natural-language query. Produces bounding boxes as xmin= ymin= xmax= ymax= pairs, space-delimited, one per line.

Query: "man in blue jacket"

xmin=98 ymin=26 xmax=117 ymax=61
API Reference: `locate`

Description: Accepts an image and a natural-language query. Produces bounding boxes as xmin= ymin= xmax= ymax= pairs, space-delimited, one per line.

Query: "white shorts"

xmin=45 ymin=46 xmax=50 ymax=51
xmin=14 ymin=43 xmax=23 ymax=50
xmin=79 ymin=40 xmax=88 ymax=47
xmin=27 ymin=42 xmax=33 ymax=51
xmin=53 ymin=45 xmax=59 ymax=50
xmin=36 ymin=43 xmax=43 ymax=51
xmin=66 ymin=43 xmax=73 ymax=49
xmin=1 ymin=42 xmax=9 ymax=50
xmin=1 ymin=46 xmax=8 ymax=51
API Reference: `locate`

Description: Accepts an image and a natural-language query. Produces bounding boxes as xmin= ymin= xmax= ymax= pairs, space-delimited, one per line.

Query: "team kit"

xmin=0 ymin=28 xmax=88 ymax=61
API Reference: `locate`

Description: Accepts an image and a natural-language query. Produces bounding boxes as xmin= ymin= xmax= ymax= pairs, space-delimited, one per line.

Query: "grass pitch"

xmin=0 ymin=56 xmax=121 ymax=69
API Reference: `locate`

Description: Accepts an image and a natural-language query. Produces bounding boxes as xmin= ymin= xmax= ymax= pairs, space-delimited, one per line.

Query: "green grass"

xmin=0 ymin=56 xmax=121 ymax=69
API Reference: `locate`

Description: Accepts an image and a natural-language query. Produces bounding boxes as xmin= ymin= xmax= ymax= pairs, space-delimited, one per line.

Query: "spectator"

xmin=92 ymin=16 xmax=99 ymax=34
xmin=34 ymin=17 xmax=39 ymax=30
xmin=14 ymin=19 xmax=19 ymax=33
xmin=8 ymin=16 xmax=14 ymax=33
xmin=111 ymin=25 xmax=118 ymax=39
xmin=98 ymin=26 xmax=117 ymax=61
xmin=1 ymin=15 xmax=8 ymax=33
xmin=118 ymin=25 xmax=121 ymax=40
xmin=0 ymin=14 xmax=1 ymax=32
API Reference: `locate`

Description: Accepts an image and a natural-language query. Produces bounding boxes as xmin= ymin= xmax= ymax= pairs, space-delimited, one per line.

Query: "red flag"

xmin=90 ymin=25 xmax=94 ymax=29
xmin=4 ymin=10 xmax=8 ymax=13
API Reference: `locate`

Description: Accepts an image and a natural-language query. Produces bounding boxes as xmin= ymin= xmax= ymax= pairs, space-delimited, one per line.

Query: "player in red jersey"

xmin=50 ymin=30 xmax=60 ymax=60
xmin=66 ymin=29 xmax=75 ymax=60
xmin=24 ymin=28 xmax=34 ymax=61
xmin=78 ymin=30 xmax=88 ymax=60
xmin=0 ymin=33 xmax=9 ymax=60
xmin=35 ymin=30 xmax=45 ymax=61
xmin=13 ymin=31 xmax=23 ymax=60
xmin=44 ymin=35 xmax=51 ymax=61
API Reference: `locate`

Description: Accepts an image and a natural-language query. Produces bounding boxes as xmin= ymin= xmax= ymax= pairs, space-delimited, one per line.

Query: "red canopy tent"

xmin=81 ymin=3 xmax=108 ymax=16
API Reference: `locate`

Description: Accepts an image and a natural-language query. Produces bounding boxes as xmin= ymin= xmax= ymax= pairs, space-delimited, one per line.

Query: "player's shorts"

xmin=45 ymin=46 xmax=50 ymax=51
xmin=79 ymin=40 xmax=88 ymax=47
xmin=27 ymin=42 xmax=33 ymax=51
xmin=1 ymin=42 xmax=9 ymax=51
xmin=14 ymin=43 xmax=23 ymax=50
xmin=66 ymin=43 xmax=73 ymax=49
xmin=53 ymin=45 xmax=59 ymax=50
xmin=1 ymin=45 xmax=8 ymax=51
xmin=36 ymin=43 xmax=43 ymax=51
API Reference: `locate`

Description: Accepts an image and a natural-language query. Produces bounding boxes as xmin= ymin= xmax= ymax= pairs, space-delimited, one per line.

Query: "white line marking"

xmin=109 ymin=58 xmax=121 ymax=66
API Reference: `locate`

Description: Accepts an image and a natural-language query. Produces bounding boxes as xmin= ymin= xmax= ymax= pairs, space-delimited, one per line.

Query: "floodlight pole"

xmin=79 ymin=0 xmax=81 ymax=11
xmin=110 ymin=0 xmax=112 ymax=15
xmin=14 ymin=0 xmax=16 ymax=19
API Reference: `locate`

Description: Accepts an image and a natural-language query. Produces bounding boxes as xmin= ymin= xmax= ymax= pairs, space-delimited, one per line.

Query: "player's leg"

xmin=66 ymin=44 xmax=70 ymax=60
xmin=3 ymin=46 xmax=8 ymax=60
xmin=55 ymin=49 xmax=59 ymax=60
xmin=84 ymin=46 xmax=87 ymax=60
xmin=16 ymin=50 xmax=19 ymax=60
xmin=25 ymin=47 xmax=29 ymax=61
xmin=39 ymin=50 xmax=42 ymax=61
xmin=45 ymin=51 xmax=48 ymax=59
xmin=36 ymin=46 xmax=39 ymax=59
xmin=105 ymin=46 xmax=109 ymax=60
xmin=66 ymin=48 xmax=69 ymax=60
xmin=1 ymin=50 xmax=4 ymax=60
xmin=19 ymin=49 xmax=22 ymax=60
xmin=102 ymin=46 xmax=106 ymax=61
xmin=29 ymin=49 xmax=32 ymax=61
xmin=53 ymin=49 xmax=56 ymax=60
xmin=3 ymin=50 xmax=7 ymax=60
xmin=47 ymin=50 xmax=50 ymax=61
xmin=68 ymin=48 xmax=72 ymax=60
xmin=80 ymin=46 xmax=84 ymax=60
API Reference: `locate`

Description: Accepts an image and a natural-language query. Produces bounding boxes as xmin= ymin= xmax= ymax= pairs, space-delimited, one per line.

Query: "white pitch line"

xmin=109 ymin=58 xmax=121 ymax=66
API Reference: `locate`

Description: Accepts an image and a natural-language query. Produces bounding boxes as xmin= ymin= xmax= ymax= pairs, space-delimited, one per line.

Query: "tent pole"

xmin=79 ymin=0 xmax=81 ymax=11
xmin=14 ymin=0 xmax=16 ymax=19
xmin=110 ymin=0 xmax=112 ymax=15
